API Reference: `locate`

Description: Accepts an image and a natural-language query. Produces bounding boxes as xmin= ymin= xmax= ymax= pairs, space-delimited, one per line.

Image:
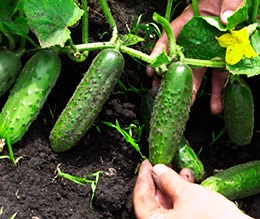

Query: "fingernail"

xmin=222 ymin=10 xmax=234 ymax=24
xmin=153 ymin=164 xmax=169 ymax=177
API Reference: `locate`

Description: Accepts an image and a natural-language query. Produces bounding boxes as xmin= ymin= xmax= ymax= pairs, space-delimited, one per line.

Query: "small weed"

xmin=102 ymin=119 xmax=146 ymax=160
xmin=127 ymin=14 xmax=161 ymax=43
xmin=43 ymin=104 xmax=57 ymax=126
xmin=0 ymin=206 xmax=18 ymax=219
xmin=0 ymin=138 xmax=23 ymax=166
xmin=117 ymin=79 xmax=145 ymax=97
xmin=210 ymin=127 xmax=227 ymax=145
xmin=56 ymin=166 xmax=102 ymax=209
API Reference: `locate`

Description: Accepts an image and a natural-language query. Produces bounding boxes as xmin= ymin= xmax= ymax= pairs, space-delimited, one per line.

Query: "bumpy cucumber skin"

xmin=141 ymin=92 xmax=204 ymax=180
xmin=148 ymin=62 xmax=193 ymax=165
xmin=223 ymin=76 xmax=254 ymax=146
xmin=201 ymin=160 xmax=260 ymax=200
xmin=0 ymin=50 xmax=22 ymax=96
xmin=50 ymin=49 xmax=125 ymax=152
xmin=0 ymin=50 xmax=61 ymax=144
xmin=172 ymin=137 xmax=204 ymax=182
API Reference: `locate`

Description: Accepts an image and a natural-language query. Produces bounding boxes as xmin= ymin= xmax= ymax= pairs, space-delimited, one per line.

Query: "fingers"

xmin=210 ymin=70 xmax=228 ymax=115
xmin=133 ymin=160 xmax=160 ymax=219
xmin=179 ymin=168 xmax=194 ymax=183
xmin=152 ymin=164 xmax=189 ymax=200
xmin=191 ymin=67 xmax=207 ymax=105
xmin=220 ymin=0 xmax=245 ymax=24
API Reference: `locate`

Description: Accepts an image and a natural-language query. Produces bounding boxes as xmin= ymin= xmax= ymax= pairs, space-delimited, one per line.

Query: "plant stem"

xmin=99 ymin=0 xmax=118 ymax=42
xmin=184 ymin=57 xmax=225 ymax=68
xmin=120 ymin=45 xmax=154 ymax=64
xmin=251 ymin=0 xmax=260 ymax=22
xmin=25 ymin=36 xmax=39 ymax=48
xmin=164 ymin=0 xmax=174 ymax=22
xmin=153 ymin=12 xmax=176 ymax=58
xmin=61 ymin=41 xmax=225 ymax=68
xmin=81 ymin=0 xmax=89 ymax=44
xmin=6 ymin=137 xmax=16 ymax=166
xmin=191 ymin=0 xmax=200 ymax=16
xmin=0 ymin=24 xmax=15 ymax=51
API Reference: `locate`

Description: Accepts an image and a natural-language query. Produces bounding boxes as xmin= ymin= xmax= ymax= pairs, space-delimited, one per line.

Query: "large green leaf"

xmin=177 ymin=16 xmax=225 ymax=61
xmin=20 ymin=0 xmax=84 ymax=48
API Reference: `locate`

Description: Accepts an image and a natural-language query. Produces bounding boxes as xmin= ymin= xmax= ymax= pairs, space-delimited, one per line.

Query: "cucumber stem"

xmin=164 ymin=0 xmax=174 ymax=22
xmin=119 ymin=45 xmax=154 ymax=64
xmin=191 ymin=0 xmax=200 ymax=16
xmin=60 ymin=41 xmax=225 ymax=68
xmin=153 ymin=12 xmax=177 ymax=58
xmin=81 ymin=0 xmax=89 ymax=44
xmin=0 ymin=24 xmax=16 ymax=51
xmin=99 ymin=0 xmax=118 ymax=43
xmin=184 ymin=57 xmax=225 ymax=68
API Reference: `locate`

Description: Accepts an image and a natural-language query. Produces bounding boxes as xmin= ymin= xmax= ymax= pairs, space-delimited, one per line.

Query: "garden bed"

xmin=0 ymin=0 xmax=260 ymax=218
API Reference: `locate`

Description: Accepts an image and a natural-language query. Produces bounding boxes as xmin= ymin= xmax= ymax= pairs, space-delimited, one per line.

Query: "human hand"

xmin=133 ymin=159 xmax=253 ymax=219
xmin=147 ymin=0 xmax=244 ymax=115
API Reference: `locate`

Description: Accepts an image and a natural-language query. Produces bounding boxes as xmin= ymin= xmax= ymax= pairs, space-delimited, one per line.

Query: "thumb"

xmin=220 ymin=0 xmax=245 ymax=24
xmin=152 ymin=164 xmax=189 ymax=200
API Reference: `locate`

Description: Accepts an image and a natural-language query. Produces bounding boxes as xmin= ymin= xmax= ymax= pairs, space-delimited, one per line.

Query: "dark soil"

xmin=1 ymin=1 xmax=260 ymax=219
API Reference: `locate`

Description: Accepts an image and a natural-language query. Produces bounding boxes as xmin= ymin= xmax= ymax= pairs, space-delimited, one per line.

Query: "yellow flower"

xmin=216 ymin=27 xmax=258 ymax=65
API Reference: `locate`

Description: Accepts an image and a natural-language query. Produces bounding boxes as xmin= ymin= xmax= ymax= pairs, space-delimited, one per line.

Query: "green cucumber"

xmin=0 ymin=50 xmax=22 ymax=96
xmin=50 ymin=49 xmax=124 ymax=152
xmin=140 ymin=92 xmax=204 ymax=181
xmin=201 ymin=160 xmax=260 ymax=200
xmin=223 ymin=75 xmax=254 ymax=146
xmin=172 ymin=137 xmax=204 ymax=182
xmin=148 ymin=62 xmax=193 ymax=165
xmin=0 ymin=50 xmax=61 ymax=144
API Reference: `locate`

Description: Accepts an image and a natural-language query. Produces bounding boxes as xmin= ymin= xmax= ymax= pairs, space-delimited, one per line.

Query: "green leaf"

xmin=177 ymin=16 xmax=225 ymax=61
xmin=20 ymin=0 xmax=84 ymax=48
xmin=150 ymin=50 xmax=171 ymax=73
xmin=120 ymin=33 xmax=144 ymax=46
xmin=227 ymin=30 xmax=260 ymax=77
xmin=226 ymin=0 xmax=249 ymax=29
xmin=0 ymin=0 xmax=29 ymax=36
xmin=200 ymin=16 xmax=227 ymax=31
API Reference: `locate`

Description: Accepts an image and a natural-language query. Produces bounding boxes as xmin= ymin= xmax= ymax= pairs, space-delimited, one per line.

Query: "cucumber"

xmin=0 ymin=50 xmax=61 ymax=144
xmin=50 ymin=49 xmax=124 ymax=152
xmin=172 ymin=137 xmax=204 ymax=182
xmin=148 ymin=62 xmax=193 ymax=165
xmin=0 ymin=50 xmax=22 ymax=97
xmin=223 ymin=75 xmax=254 ymax=146
xmin=201 ymin=160 xmax=260 ymax=200
xmin=140 ymin=92 xmax=204 ymax=181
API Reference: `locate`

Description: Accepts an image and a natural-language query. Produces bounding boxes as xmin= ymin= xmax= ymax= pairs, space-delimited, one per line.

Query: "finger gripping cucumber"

xmin=0 ymin=50 xmax=22 ymax=97
xmin=0 ymin=50 xmax=61 ymax=144
xmin=50 ymin=49 xmax=125 ymax=152
xmin=148 ymin=62 xmax=193 ymax=165
xmin=201 ymin=160 xmax=260 ymax=200
xmin=223 ymin=75 xmax=254 ymax=146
